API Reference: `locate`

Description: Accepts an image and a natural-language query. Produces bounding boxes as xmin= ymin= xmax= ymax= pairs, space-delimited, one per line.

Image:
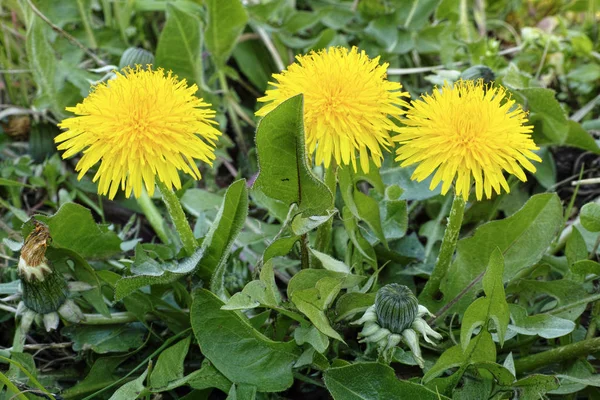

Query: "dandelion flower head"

xmin=55 ymin=65 xmax=221 ymax=199
xmin=393 ymin=79 xmax=541 ymax=200
xmin=256 ymin=46 xmax=409 ymax=172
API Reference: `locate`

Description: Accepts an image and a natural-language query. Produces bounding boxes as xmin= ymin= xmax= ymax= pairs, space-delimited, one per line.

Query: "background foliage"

xmin=2 ymin=0 xmax=600 ymax=399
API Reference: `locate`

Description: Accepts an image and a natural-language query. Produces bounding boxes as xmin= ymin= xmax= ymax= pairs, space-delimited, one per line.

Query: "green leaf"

xmin=114 ymin=245 xmax=205 ymax=301
xmin=205 ymin=0 xmax=248 ymax=67
xmin=26 ymin=15 xmax=59 ymax=116
xmin=35 ymin=202 xmax=122 ymax=259
xmin=310 ymin=249 xmax=350 ymax=273
xmin=156 ymin=4 xmax=203 ymax=86
xmin=338 ymin=164 xmax=387 ymax=246
xmin=511 ymin=375 xmax=560 ymax=400
xmin=325 ymin=362 xmax=449 ymax=400
xmin=461 ymin=249 xmax=509 ymax=349
xmin=109 ymin=364 xmax=149 ymax=400
xmin=253 ymin=95 xmax=333 ymax=218
xmin=187 ymin=359 xmax=232 ymax=393
xmin=439 ymin=194 xmax=562 ymax=314
xmin=564 ymin=120 xmax=600 ymax=154
xmin=334 ymin=292 xmax=376 ymax=322
xmin=424 ymin=330 xmax=496 ymax=383
xmin=581 ymin=203 xmax=600 ymax=232
xmin=149 ymin=336 xmax=191 ymax=390
xmin=507 ymin=279 xmax=589 ymax=320
xmin=289 ymin=276 xmax=345 ymax=341
xmin=115 ymin=179 xmax=247 ymax=300
xmin=294 ymin=325 xmax=329 ymax=353
xmin=206 ymin=179 xmax=249 ymax=297
xmin=572 ymin=260 xmax=600 ymax=275
xmin=191 ymin=289 xmax=300 ymax=392
xmin=61 ymin=355 xmax=129 ymax=399
xmin=508 ymin=304 xmax=575 ymax=339
xmin=519 ymin=88 xmax=569 ymax=144
xmin=62 ymin=323 xmax=146 ymax=354
xmin=566 ymin=227 xmax=588 ymax=267
xmin=221 ymin=260 xmax=281 ymax=310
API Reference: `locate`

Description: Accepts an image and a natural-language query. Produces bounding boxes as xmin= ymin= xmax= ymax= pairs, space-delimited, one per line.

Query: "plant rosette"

xmin=353 ymin=284 xmax=442 ymax=367
xmin=16 ymin=221 xmax=85 ymax=332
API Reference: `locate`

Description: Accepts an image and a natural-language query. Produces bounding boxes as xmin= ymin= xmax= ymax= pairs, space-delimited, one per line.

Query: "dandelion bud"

xmin=119 ymin=47 xmax=155 ymax=70
xmin=19 ymin=222 xmax=68 ymax=315
xmin=354 ymin=284 xmax=442 ymax=367
xmin=460 ymin=65 xmax=495 ymax=84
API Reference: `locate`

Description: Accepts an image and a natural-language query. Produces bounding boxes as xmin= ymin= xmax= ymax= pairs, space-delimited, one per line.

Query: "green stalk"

xmin=76 ymin=0 xmax=97 ymax=49
xmin=420 ymin=195 xmax=466 ymax=303
xmin=157 ymin=181 xmax=196 ymax=256
xmin=315 ymin=163 xmax=338 ymax=253
xmin=514 ymin=337 xmax=600 ymax=373
xmin=136 ymin=188 xmax=170 ymax=245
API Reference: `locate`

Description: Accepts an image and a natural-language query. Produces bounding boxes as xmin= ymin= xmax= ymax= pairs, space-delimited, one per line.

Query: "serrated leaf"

xmin=508 ymin=304 xmax=575 ymax=339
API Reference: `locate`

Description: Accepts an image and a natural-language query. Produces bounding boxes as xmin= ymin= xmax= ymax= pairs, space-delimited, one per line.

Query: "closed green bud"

xmin=119 ymin=47 xmax=155 ymax=70
xmin=375 ymin=284 xmax=418 ymax=334
xmin=460 ymin=65 xmax=495 ymax=84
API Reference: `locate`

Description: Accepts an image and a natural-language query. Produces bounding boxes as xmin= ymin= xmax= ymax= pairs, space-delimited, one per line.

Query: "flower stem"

xmin=136 ymin=188 xmax=170 ymax=245
xmin=157 ymin=181 xmax=196 ymax=256
xmin=315 ymin=163 xmax=338 ymax=253
xmin=514 ymin=337 xmax=600 ymax=373
xmin=420 ymin=194 xmax=466 ymax=304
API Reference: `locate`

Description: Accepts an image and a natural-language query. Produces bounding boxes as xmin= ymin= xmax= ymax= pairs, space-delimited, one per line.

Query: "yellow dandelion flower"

xmin=55 ymin=66 xmax=221 ymax=200
xmin=393 ymin=80 xmax=542 ymax=201
xmin=256 ymin=46 xmax=409 ymax=172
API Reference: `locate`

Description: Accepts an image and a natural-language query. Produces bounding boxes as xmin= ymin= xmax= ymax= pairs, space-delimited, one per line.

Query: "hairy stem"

xmin=514 ymin=337 xmax=600 ymax=373
xmin=157 ymin=181 xmax=196 ymax=256
xmin=420 ymin=195 xmax=466 ymax=303
xmin=136 ymin=188 xmax=170 ymax=245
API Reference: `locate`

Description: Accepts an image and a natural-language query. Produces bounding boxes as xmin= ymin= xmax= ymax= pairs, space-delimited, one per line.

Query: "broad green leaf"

xmin=325 ymin=362 xmax=449 ymax=400
xmin=424 ymin=330 xmax=496 ymax=383
xmin=156 ymin=4 xmax=203 ymax=86
xmin=227 ymin=384 xmax=257 ymax=400
xmin=287 ymin=269 xmax=365 ymax=294
xmin=191 ymin=289 xmax=300 ymax=392
xmin=62 ymin=324 xmax=146 ymax=354
xmin=461 ymin=249 xmax=509 ymax=349
xmin=181 ymin=188 xmax=224 ymax=217
xmin=253 ymin=95 xmax=333 ymax=218
xmin=380 ymin=165 xmax=442 ymax=201
xmin=507 ymin=279 xmax=589 ymax=320
xmin=581 ymin=203 xmax=600 ymax=232
xmin=508 ymin=304 xmax=575 ymax=339
xmin=470 ymin=362 xmax=515 ymax=386
xmin=381 ymin=185 xmax=408 ymax=240
xmin=109 ymin=364 xmax=149 ymax=400
xmin=34 ymin=202 xmax=122 ymax=260
xmin=572 ymin=260 xmax=600 ymax=275
xmin=149 ymin=336 xmax=191 ymax=390
xmin=232 ymin=39 xmax=276 ymax=92
xmin=519 ymin=88 xmax=569 ymax=144
xmin=205 ymin=0 xmax=248 ymax=67
xmin=438 ymin=194 xmax=562 ymax=314
xmin=289 ymin=276 xmax=344 ymax=341
xmin=263 ymin=236 xmax=299 ymax=261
